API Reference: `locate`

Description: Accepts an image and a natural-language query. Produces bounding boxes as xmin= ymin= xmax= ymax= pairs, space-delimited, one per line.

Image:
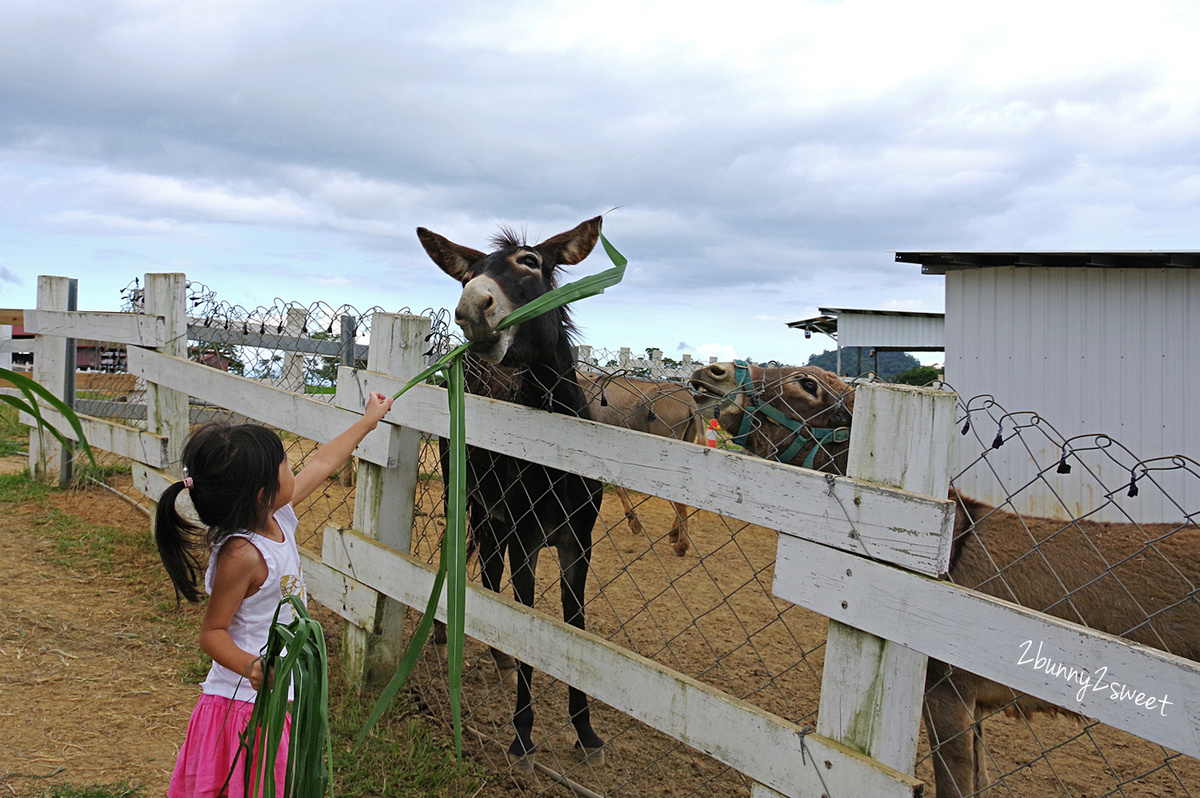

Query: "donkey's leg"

xmin=924 ymin=661 xmax=981 ymax=798
xmin=474 ymin=518 xmax=517 ymax=686
xmin=668 ymin=501 xmax=691 ymax=556
xmin=559 ymin=481 xmax=605 ymax=763
xmin=505 ymin=540 xmax=541 ymax=766
xmin=615 ymin=486 xmax=645 ymax=537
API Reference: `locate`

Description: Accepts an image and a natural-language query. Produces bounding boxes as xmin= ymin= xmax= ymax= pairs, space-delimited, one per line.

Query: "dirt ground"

xmin=2 ymin=451 xmax=1198 ymax=797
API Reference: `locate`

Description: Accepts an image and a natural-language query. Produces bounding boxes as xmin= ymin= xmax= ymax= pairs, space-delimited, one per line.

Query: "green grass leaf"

xmin=0 ymin=367 xmax=98 ymax=468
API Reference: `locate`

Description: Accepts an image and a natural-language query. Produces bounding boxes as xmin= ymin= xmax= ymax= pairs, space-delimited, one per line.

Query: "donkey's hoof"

xmin=574 ymin=742 xmax=606 ymax=766
xmin=508 ymin=753 xmax=535 ymax=773
xmin=507 ymin=741 xmax=536 ymax=772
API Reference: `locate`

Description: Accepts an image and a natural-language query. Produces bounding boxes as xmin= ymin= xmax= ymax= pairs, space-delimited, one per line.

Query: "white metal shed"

xmin=899 ymin=251 xmax=1200 ymax=523
xmin=787 ymin=307 xmax=944 ymax=375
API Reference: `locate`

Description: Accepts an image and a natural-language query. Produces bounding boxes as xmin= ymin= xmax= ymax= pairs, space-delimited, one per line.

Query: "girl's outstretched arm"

xmin=291 ymin=391 xmax=393 ymax=505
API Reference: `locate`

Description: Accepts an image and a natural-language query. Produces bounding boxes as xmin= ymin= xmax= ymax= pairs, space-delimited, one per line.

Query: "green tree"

xmin=894 ymin=365 xmax=944 ymax=386
xmin=805 ymin=348 xmax=921 ymax=381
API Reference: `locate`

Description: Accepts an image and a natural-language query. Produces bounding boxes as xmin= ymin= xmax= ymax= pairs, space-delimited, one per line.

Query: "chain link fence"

xmin=921 ymin=385 xmax=1200 ymax=798
xmin=56 ymin=278 xmax=1200 ymax=797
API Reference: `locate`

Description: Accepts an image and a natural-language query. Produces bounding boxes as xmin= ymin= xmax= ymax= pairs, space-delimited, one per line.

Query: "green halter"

xmin=729 ymin=361 xmax=850 ymax=470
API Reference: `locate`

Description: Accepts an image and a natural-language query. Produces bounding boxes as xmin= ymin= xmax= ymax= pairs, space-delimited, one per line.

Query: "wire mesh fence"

xmin=921 ymin=386 xmax=1200 ymax=798
xmin=39 ymin=276 xmax=1200 ymax=797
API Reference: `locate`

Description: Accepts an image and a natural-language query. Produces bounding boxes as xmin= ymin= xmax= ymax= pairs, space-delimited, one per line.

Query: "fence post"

xmin=0 ymin=323 xmax=11 ymax=371
xmin=813 ymin=382 xmax=957 ymax=774
xmin=58 ymin=280 xmax=78 ymax=487
xmin=341 ymin=312 xmax=431 ymax=687
xmin=280 ymin=306 xmax=307 ymax=392
xmin=29 ymin=277 xmax=72 ymax=480
xmin=144 ymin=273 xmax=189 ymax=482
xmin=650 ymin=348 xmax=663 ymax=379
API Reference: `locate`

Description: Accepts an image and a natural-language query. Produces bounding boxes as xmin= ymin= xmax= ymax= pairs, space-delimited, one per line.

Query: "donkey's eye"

xmin=800 ymin=378 xmax=819 ymax=395
xmin=517 ymin=254 xmax=539 ymax=268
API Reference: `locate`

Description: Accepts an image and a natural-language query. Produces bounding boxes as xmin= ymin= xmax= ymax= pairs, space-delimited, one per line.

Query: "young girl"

xmin=156 ymin=393 xmax=393 ymax=798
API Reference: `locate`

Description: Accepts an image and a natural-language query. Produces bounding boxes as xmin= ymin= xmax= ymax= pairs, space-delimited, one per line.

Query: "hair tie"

xmin=182 ymin=476 xmax=194 ymax=490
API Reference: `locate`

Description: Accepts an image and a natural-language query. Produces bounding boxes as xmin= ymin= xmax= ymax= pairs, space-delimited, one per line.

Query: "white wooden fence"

xmin=13 ymin=273 xmax=1200 ymax=797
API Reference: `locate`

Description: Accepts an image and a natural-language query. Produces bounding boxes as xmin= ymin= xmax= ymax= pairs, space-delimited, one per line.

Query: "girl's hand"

xmin=246 ymin=656 xmax=265 ymax=692
xmin=363 ymin=391 xmax=393 ymax=428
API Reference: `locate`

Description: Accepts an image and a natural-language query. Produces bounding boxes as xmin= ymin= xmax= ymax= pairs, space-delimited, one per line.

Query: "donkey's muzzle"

xmin=455 ymin=275 xmax=515 ymax=362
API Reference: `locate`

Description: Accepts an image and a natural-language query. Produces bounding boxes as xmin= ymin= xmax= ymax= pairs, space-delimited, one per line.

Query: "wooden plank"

xmin=815 ymin=383 xmax=957 ymax=773
xmin=334 ymin=369 xmax=956 ymax=576
xmin=188 ymin=323 xmax=368 ymax=361
xmin=24 ymin=309 xmax=166 ymax=348
xmin=74 ymin=399 xmax=253 ymax=426
xmin=774 ymin=534 xmax=1200 ymax=759
xmin=321 ymin=526 xmax=923 ymax=798
xmin=0 ymin=338 xmax=36 ymax=356
xmin=299 ymin=552 xmax=378 ymax=630
xmin=17 ymin=408 xmax=170 ymax=468
xmin=0 ymin=309 xmax=23 ymax=326
xmin=126 ymin=347 xmax=398 ymax=467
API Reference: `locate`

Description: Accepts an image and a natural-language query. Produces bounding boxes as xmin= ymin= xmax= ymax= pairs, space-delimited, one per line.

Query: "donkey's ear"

xmin=417 ymin=228 xmax=487 ymax=281
xmin=536 ymin=216 xmax=602 ymax=266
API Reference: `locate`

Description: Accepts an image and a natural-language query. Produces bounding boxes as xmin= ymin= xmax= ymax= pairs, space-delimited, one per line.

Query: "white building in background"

xmin=786 ymin=307 xmax=944 ymax=375
xmin=898 ymin=251 xmax=1200 ymax=523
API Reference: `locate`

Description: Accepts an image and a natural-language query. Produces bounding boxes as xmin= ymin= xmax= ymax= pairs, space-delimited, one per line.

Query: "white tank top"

xmin=200 ymin=505 xmax=307 ymax=703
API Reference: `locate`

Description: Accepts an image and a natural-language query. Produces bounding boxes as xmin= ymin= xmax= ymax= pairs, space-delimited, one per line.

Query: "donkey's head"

xmin=418 ymin=217 xmax=602 ymax=366
xmin=690 ymin=362 xmax=855 ymax=473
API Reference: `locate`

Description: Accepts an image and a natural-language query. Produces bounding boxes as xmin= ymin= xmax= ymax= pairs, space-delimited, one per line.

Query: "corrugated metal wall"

xmin=836 ymin=313 xmax=944 ymax=350
xmin=944 ymin=266 xmax=1198 ymax=523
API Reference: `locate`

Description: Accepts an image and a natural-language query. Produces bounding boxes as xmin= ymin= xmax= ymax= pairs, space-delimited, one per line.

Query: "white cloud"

xmin=1 ymin=0 xmax=1198 ymax=360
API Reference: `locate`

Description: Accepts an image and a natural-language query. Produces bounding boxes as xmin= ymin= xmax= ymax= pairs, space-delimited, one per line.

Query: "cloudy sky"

xmin=2 ymin=0 xmax=1197 ymax=365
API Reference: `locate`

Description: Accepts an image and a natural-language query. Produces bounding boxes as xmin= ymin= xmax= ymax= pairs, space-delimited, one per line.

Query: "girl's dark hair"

xmin=155 ymin=422 xmax=286 ymax=603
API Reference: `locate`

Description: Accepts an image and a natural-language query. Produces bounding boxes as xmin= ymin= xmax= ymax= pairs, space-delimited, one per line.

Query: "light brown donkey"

xmin=579 ymin=372 xmax=703 ymax=556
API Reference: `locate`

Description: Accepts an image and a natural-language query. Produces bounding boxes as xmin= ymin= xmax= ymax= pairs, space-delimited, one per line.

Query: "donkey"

xmin=580 ymin=372 xmax=703 ymax=556
xmin=419 ymin=217 xmax=606 ymax=768
xmin=688 ymin=361 xmax=854 ymax=473
xmin=690 ymin=362 xmax=1200 ymax=797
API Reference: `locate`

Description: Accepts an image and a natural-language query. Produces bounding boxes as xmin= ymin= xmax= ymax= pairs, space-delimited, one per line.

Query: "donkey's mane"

xmin=490 ymin=226 xmax=527 ymax=250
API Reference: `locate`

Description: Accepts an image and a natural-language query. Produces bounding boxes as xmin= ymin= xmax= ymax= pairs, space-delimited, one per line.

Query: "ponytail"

xmin=155 ymin=480 xmax=207 ymax=603
xmin=153 ymin=421 xmax=286 ymax=603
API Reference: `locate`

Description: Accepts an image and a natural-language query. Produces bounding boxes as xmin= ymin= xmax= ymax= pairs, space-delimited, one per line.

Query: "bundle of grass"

xmin=236 ymin=595 xmax=332 ymax=798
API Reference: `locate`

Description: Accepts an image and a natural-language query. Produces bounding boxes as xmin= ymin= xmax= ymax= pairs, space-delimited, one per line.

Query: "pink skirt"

xmin=169 ymin=693 xmax=292 ymax=798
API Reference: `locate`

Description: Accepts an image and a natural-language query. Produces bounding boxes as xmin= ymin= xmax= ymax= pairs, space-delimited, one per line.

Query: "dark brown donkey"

xmin=418 ymin=217 xmax=606 ymax=768
xmin=580 ymin=372 xmax=702 ymax=556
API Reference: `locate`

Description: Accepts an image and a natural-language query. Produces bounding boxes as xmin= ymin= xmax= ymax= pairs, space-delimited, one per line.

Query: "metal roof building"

xmin=787 ymin=307 xmax=944 ymax=375
xmin=900 ymin=251 xmax=1200 ymax=523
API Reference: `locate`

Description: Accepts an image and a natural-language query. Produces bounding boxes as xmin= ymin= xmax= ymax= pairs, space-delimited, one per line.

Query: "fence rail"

xmin=14 ymin=273 xmax=1200 ymax=798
